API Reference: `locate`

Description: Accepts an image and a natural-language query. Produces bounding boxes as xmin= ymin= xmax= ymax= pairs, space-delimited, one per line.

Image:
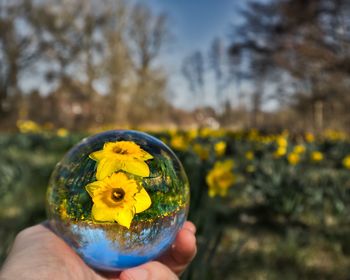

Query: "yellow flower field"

xmin=1 ymin=126 xmax=350 ymax=279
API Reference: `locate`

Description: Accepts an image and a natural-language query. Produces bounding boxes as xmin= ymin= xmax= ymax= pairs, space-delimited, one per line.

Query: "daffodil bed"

xmin=1 ymin=128 xmax=350 ymax=277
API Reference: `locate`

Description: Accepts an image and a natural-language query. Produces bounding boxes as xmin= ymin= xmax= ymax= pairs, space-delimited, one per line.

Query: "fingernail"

xmin=125 ymin=268 xmax=149 ymax=280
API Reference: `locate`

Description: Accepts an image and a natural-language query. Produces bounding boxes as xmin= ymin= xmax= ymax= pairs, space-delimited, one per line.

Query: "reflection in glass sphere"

xmin=46 ymin=130 xmax=190 ymax=271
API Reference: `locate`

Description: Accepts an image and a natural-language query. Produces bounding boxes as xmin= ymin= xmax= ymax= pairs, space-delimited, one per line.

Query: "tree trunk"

xmin=314 ymin=100 xmax=324 ymax=132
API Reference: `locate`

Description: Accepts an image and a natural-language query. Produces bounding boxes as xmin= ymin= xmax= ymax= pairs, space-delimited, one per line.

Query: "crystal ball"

xmin=46 ymin=130 xmax=190 ymax=271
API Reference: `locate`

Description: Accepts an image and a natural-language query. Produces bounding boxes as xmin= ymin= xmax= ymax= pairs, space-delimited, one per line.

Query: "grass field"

xmin=1 ymin=127 xmax=350 ymax=279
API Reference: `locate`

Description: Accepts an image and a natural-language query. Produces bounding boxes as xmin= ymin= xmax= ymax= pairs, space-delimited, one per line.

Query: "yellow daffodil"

xmin=311 ymin=151 xmax=324 ymax=162
xmin=89 ymin=141 xmax=153 ymax=180
xmin=287 ymin=153 xmax=300 ymax=165
xmin=274 ymin=146 xmax=287 ymax=158
xmin=273 ymin=135 xmax=289 ymax=158
xmin=293 ymin=145 xmax=305 ymax=154
xmin=206 ymin=159 xmax=235 ymax=197
xmin=305 ymin=132 xmax=315 ymax=143
xmin=187 ymin=128 xmax=198 ymax=140
xmin=85 ymin=172 xmax=151 ymax=229
xmin=276 ymin=136 xmax=288 ymax=148
xmin=248 ymin=129 xmax=259 ymax=141
xmin=170 ymin=135 xmax=188 ymax=151
xmin=245 ymin=151 xmax=254 ymax=160
xmin=214 ymin=141 xmax=227 ymax=157
xmin=323 ymin=129 xmax=346 ymax=141
xmin=342 ymin=155 xmax=350 ymax=169
xmin=16 ymin=120 xmax=42 ymax=134
xmin=57 ymin=128 xmax=69 ymax=137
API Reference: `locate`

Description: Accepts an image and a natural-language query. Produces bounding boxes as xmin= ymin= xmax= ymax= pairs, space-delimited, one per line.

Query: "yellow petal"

xmin=121 ymin=180 xmax=139 ymax=197
xmin=108 ymin=172 xmax=128 ymax=183
xmin=103 ymin=142 xmax=114 ymax=149
xmin=92 ymin=204 xmax=115 ymax=222
xmin=122 ymin=160 xmax=150 ymax=177
xmin=134 ymin=188 xmax=152 ymax=213
xmin=142 ymin=151 xmax=154 ymax=161
xmin=89 ymin=150 xmax=105 ymax=161
xmin=115 ymin=208 xmax=134 ymax=229
xmin=96 ymin=158 xmax=122 ymax=180
xmin=85 ymin=181 xmax=106 ymax=197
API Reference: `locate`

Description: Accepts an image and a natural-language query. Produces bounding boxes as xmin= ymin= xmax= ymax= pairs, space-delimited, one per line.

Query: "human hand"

xmin=0 ymin=221 xmax=196 ymax=280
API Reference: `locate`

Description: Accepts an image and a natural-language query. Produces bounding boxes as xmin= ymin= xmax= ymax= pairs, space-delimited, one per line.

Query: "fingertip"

xmin=183 ymin=221 xmax=196 ymax=234
xmin=173 ymin=228 xmax=197 ymax=263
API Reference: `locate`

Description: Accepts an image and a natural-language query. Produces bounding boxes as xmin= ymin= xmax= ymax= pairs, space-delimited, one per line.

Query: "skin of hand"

xmin=0 ymin=221 xmax=197 ymax=280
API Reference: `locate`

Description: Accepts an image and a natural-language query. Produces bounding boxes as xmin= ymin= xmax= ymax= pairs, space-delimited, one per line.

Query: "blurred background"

xmin=1 ymin=0 xmax=350 ymax=279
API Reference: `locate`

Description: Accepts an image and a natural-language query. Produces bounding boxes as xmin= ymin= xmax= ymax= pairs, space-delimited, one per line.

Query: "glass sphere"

xmin=46 ymin=130 xmax=190 ymax=271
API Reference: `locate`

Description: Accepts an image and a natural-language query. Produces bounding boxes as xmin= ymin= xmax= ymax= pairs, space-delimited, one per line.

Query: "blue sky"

xmin=147 ymin=0 xmax=245 ymax=63
xmin=145 ymin=0 xmax=245 ymax=109
xmin=148 ymin=0 xmax=242 ymax=53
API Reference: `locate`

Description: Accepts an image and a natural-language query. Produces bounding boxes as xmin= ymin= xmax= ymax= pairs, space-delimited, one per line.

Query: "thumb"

xmin=120 ymin=261 xmax=178 ymax=280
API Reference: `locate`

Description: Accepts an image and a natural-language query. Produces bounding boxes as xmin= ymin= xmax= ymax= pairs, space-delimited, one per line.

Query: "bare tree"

xmin=208 ymin=38 xmax=225 ymax=97
xmin=0 ymin=0 xmax=39 ymax=124
xmin=181 ymin=51 xmax=205 ymax=106
xmin=228 ymin=0 xmax=350 ymax=131
xmin=0 ymin=0 xmax=171 ymax=129
xmin=126 ymin=4 xmax=170 ymax=125
xmin=208 ymin=37 xmax=242 ymax=119
xmin=99 ymin=0 xmax=131 ymax=124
